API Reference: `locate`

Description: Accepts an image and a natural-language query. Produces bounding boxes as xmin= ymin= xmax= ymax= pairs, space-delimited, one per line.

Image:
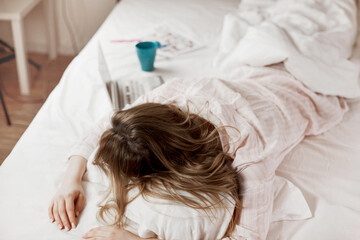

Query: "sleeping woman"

xmin=48 ymin=64 xmax=347 ymax=240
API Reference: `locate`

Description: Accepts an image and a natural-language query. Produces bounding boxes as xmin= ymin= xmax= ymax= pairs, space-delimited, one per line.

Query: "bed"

xmin=0 ymin=0 xmax=359 ymax=239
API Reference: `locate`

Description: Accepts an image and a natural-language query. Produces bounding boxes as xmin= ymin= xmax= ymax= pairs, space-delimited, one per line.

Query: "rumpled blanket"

xmin=215 ymin=0 xmax=360 ymax=98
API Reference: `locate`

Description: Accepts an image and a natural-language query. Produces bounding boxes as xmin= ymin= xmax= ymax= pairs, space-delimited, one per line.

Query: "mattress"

xmin=0 ymin=0 xmax=359 ymax=239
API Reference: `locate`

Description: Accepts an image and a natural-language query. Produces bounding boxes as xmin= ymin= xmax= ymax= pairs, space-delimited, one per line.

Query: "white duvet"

xmin=216 ymin=0 xmax=360 ymax=98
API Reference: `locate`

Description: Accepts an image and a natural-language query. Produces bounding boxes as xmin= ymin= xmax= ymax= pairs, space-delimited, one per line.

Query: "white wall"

xmin=0 ymin=0 xmax=117 ymax=55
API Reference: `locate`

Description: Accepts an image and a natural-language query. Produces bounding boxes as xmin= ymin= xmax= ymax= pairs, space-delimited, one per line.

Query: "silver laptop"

xmin=98 ymin=42 xmax=164 ymax=110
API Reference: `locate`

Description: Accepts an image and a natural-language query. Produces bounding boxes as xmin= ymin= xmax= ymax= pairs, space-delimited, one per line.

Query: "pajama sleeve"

xmin=67 ymin=113 xmax=113 ymax=161
xmin=228 ymin=68 xmax=348 ymax=240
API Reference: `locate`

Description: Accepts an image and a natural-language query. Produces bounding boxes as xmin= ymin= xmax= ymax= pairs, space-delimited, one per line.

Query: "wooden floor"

xmin=0 ymin=51 xmax=74 ymax=165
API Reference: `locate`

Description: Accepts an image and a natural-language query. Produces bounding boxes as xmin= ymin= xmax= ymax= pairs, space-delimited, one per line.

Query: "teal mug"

xmin=135 ymin=41 xmax=160 ymax=71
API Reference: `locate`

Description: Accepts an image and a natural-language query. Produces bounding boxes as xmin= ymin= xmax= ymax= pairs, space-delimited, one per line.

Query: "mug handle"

xmin=154 ymin=41 xmax=161 ymax=48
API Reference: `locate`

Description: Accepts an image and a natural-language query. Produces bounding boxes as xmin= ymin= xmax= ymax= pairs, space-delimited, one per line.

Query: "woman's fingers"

xmin=82 ymin=226 xmax=140 ymax=240
xmin=50 ymin=195 xmax=79 ymax=231
xmin=83 ymin=227 xmax=109 ymax=239
xmin=49 ymin=192 xmax=86 ymax=231
xmin=65 ymin=195 xmax=77 ymax=229
xmin=82 ymin=228 xmax=95 ymax=239
xmin=75 ymin=193 xmax=86 ymax=217
xmin=53 ymin=202 xmax=64 ymax=230
xmin=48 ymin=201 xmax=55 ymax=223
xmin=58 ymin=199 xmax=71 ymax=231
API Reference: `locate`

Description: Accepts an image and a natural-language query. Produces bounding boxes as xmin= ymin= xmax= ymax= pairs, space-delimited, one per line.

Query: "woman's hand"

xmin=48 ymin=155 xmax=87 ymax=231
xmin=48 ymin=178 xmax=86 ymax=231
xmin=82 ymin=226 xmax=151 ymax=240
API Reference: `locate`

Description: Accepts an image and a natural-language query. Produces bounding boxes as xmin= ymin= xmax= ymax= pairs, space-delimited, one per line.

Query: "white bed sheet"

xmin=0 ymin=0 xmax=359 ymax=239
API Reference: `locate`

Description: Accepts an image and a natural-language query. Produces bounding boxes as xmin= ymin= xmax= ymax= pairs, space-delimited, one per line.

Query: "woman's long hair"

xmin=93 ymin=103 xmax=242 ymax=237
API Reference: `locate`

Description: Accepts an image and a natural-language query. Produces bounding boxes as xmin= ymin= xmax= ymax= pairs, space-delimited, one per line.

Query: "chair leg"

xmin=0 ymin=39 xmax=41 ymax=70
xmin=0 ymin=87 xmax=11 ymax=126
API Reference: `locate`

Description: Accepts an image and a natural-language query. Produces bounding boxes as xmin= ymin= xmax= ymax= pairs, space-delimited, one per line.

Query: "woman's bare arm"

xmin=48 ymin=155 xmax=87 ymax=231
